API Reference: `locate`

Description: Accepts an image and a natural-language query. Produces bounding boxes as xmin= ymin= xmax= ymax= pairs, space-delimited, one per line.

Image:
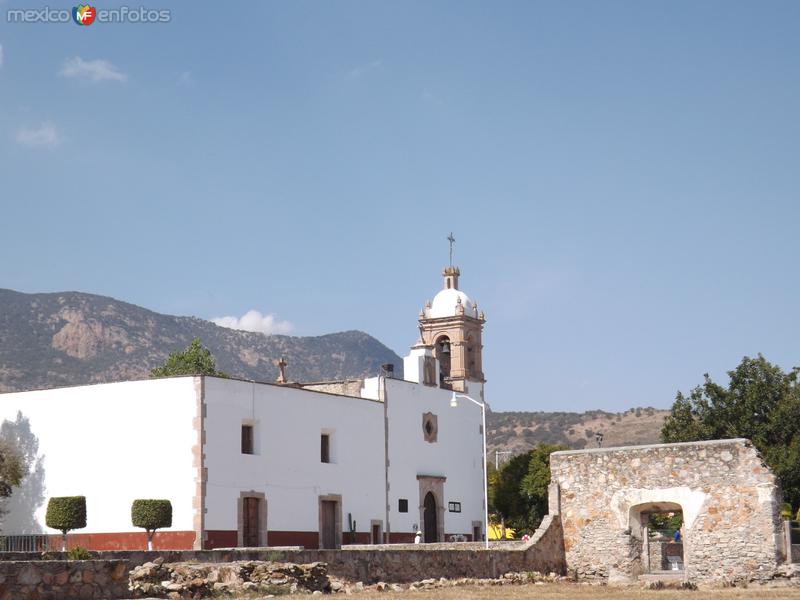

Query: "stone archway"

xmin=417 ymin=475 xmax=445 ymax=543
xmin=629 ymin=502 xmax=685 ymax=574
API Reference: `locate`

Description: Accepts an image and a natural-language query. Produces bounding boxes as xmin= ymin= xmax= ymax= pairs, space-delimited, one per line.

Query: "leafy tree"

xmin=150 ymin=338 xmax=227 ymax=378
xmin=661 ymin=354 xmax=800 ymax=512
xmin=0 ymin=439 xmax=24 ymax=500
xmin=132 ymin=499 xmax=172 ymax=551
xmin=46 ymin=496 xmax=87 ymax=551
xmin=493 ymin=444 xmax=566 ymax=535
xmin=648 ymin=511 xmax=682 ymax=533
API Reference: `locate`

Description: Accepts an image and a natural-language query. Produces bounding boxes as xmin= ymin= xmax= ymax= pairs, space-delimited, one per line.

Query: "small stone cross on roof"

xmin=276 ymin=357 xmax=287 ymax=384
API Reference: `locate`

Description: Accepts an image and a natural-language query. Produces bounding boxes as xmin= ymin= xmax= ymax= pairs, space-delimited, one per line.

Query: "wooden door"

xmin=320 ymin=500 xmax=337 ymax=549
xmin=372 ymin=523 xmax=381 ymax=544
xmin=243 ymin=497 xmax=260 ymax=547
xmin=423 ymin=492 xmax=437 ymax=543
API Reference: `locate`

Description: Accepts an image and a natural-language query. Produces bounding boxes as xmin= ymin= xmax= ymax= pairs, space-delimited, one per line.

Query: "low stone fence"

xmin=0 ymin=516 xmax=565 ymax=598
xmin=297 ymin=515 xmax=564 ymax=583
xmin=0 ymin=559 xmax=129 ymax=599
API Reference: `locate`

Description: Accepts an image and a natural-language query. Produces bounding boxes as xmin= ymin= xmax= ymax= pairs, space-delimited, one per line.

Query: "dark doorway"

xmin=242 ymin=497 xmax=260 ymax=547
xmin=423 ymin=492 xmax=438 ymax=543
xmin=372 ymin=523 xmax=382 ymax=544
xmin=473 ymin=524 xmax=482 ymax=542
xmin=320 ymin=500 xmax=337 ymax=549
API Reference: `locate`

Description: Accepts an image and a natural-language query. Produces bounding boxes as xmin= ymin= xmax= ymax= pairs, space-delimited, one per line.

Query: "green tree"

xmin=661 ymin=354 xmax=800 ymax=512
xmin=150 ymin=338 xmax=227 ymax=378
xmin=493 ymin=444 xmax=565 ymax=535
xmin=0 ymin=439 xmax=24 ymax=500
xmin=520 ymin=443 xmax=565 ymax=527
xmin=46 ymin=496 xmax=87 ymax=551
xmin=132 ymin=499 xmax=172 ymax=551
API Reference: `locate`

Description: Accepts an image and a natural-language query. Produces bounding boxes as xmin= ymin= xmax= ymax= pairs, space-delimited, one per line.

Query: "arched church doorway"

xmin=630 ymin=502 xmax=685 ymax=574
xmin=423 ymin=492 xmax=438 ymax=543
xmin=435 ymin=337 xmax=451 ymax=389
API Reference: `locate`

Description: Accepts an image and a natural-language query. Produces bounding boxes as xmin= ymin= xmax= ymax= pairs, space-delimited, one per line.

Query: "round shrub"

xmin=132 ymin=499 xmax=172 ymax=551
xmin=132 ymin=499 xmax=172 ymax=532
xmin=46 ymin=496 xmax=87 ymax=534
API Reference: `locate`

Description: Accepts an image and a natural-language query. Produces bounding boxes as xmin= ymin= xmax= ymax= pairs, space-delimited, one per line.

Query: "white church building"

xmin=0 ymin=266 xmax=488 ymax=551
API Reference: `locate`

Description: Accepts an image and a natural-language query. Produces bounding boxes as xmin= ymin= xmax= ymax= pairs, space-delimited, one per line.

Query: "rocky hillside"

xmin=0 ymin=288 xmax=402 ymax=392
xmin=486 ymin=407 xmax=669 ymax=459
xmin=0 ymin=288 xmax=669 ymax=455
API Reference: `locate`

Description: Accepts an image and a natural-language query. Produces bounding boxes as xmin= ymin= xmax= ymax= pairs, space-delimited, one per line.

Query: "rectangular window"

xmin=448 ymin=501 xmax=462 ymax=513
xmin=321 ymin=433 xmax=330 ymax=463
xmin=398 ymin=498 xmax=408 ymax=513
xmin=241 ymin=424 xmax=254 ymax=455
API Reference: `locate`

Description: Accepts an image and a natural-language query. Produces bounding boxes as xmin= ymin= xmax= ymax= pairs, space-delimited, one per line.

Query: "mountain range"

xmin=0 ymin=288 xmax=667 ymax=451
xmin=0 ymin=288 xmax=402 ymax=393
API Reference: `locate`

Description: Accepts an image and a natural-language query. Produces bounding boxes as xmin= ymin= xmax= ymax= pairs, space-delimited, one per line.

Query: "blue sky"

xmin=1 ymin=1 xmax=798 ymax=412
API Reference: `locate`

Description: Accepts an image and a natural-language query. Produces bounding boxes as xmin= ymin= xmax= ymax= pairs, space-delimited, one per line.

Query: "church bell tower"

xmin=404 ymin=235 xmax=485 ymax=397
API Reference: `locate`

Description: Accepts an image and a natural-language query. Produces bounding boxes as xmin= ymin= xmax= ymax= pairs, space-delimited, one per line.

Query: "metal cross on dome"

xmin=447 ymin=232 xmax=456 ymax=266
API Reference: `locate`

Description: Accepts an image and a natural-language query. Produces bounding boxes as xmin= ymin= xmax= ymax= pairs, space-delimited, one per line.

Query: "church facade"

xmin=0 ymin=266 xmax=487 ymax=551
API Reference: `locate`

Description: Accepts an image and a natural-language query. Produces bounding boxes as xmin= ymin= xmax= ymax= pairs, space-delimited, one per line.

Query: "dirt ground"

xmin=355 ymin=583 xmax=800 ymax=599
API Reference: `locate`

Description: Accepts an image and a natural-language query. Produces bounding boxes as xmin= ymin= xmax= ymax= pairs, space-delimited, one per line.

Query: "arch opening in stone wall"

xmin=629 ymin=502 xmax=685 ymax=574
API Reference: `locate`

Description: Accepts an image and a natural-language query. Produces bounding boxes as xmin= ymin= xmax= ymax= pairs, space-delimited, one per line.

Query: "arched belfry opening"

xmin=435 ymin=336 xmax=452 ymax=389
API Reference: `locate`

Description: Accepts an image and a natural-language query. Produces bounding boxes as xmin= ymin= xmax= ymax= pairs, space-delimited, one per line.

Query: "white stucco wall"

xmin=202 ymin=377 xmax=386 ymax=537
xmin=382 ymin=377 xmax=485 ymax=538
xmin=0 ymin=378 xmax=198 ymax=535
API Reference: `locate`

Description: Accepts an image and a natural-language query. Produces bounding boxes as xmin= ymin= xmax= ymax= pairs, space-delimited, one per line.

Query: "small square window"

xmin=448 ymin=501 xmax=462 ymax=513
xmin=398 ymin=499 xmax=408 ymax=513
xmin=321 ymin=433 xmax=330 ymax=463
xmin=241 ymin=424 xmax=254 ymax=455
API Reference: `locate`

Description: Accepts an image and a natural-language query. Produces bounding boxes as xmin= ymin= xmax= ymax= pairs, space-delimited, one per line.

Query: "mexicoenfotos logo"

xmin=72 ymin=4 xmax=96 ymax=26
xmin=6 ymin=5 xmax=171 ymax=24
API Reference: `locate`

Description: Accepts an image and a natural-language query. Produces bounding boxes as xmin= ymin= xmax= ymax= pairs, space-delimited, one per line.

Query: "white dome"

xmin=429 ymin=288 xmax=475 ymax=318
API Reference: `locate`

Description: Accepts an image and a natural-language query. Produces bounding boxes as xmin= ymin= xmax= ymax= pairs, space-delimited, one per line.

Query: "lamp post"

xmin=450 ymin=391 xmax=489 ymax=550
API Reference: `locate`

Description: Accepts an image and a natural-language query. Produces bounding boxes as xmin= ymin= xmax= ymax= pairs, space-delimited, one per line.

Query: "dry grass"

xmin=357 ymin=583 xmax=800 ymax=600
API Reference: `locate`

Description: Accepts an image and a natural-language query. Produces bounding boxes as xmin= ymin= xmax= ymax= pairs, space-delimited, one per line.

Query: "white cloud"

xmin=60 ymin=57 xmax=127 ymax=82
xmin=177 ymin=70 xmax=194 ymax=86
xmin=15 ymin=121 xmax=60 ymax=148
xmin=212 ymin=310 xmax=293 ymax=336
xmin=421 ymin=89 xmax=444 ymax=106
xmin=348 ymin=59 xmax=382 ymax=79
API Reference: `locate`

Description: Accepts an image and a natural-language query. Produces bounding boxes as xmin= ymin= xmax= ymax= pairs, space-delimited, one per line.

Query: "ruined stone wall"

xmin=550 ymin=439 xmax=783 ymax=583
xmin=306 ymin=514 xmax=565 ymax=583
xmin=0 ymin=560 xmax=129 ymax=599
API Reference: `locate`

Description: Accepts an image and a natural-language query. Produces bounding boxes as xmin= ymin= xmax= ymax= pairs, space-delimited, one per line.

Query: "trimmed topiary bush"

xmin=46 ymin=496 xmax=86 ymax=551
xmin=132 ymin=499 xmax=172 ymax=550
